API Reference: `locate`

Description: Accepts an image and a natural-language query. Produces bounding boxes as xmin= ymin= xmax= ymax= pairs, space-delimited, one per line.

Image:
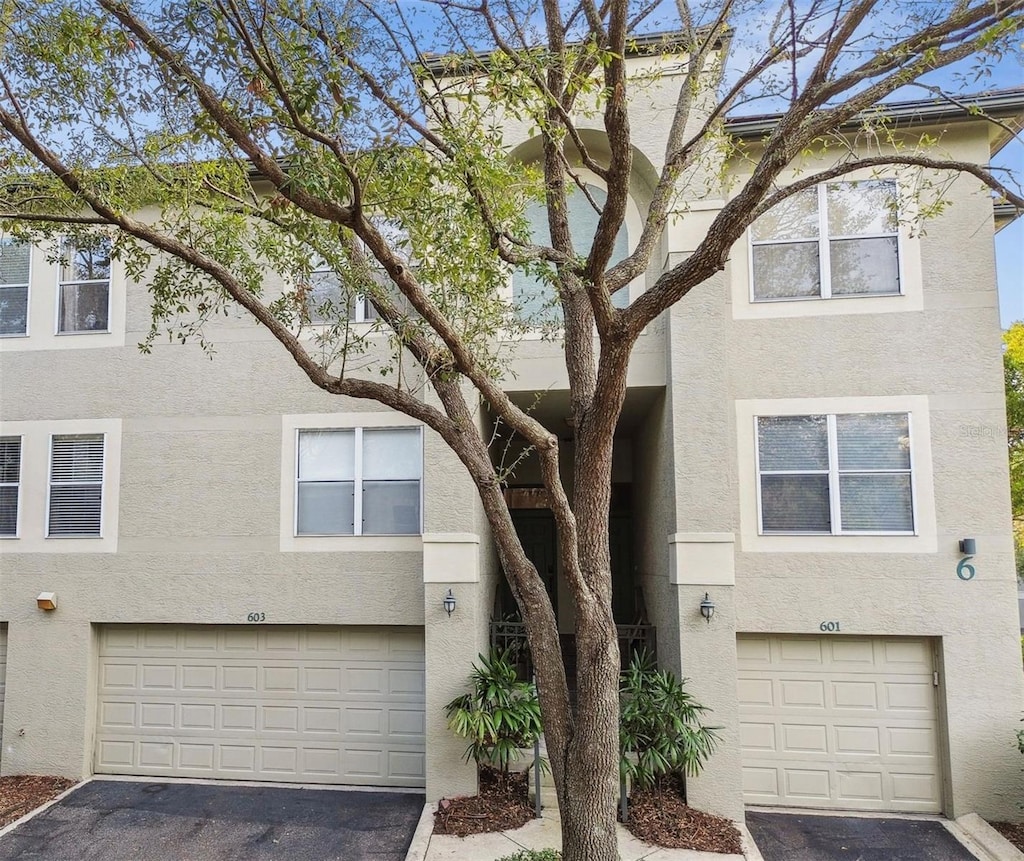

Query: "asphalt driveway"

xmin=0 ymin=779 xmax=424 ymax=861
xmin=746 ymin=810 xmax=978 ymax=861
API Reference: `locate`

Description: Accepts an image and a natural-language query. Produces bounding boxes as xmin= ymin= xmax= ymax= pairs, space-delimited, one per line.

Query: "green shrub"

xmin=496 ymin=851 xmax=561 ymax=861
xmin=445 ymin=648 xmax=543 ymax=773
xmin=619 ymin=650 xmax=720 ymax=791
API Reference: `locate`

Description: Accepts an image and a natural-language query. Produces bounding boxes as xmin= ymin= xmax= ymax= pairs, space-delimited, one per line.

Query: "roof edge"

xmin=725 ymin=90 xmax=1024 ymax=144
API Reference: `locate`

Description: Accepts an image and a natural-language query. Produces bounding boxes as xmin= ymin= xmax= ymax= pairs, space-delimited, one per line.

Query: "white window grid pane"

xmin=755 ymin=413 xmax=914 ymax=535
xmin=60 ymin=237 xmax=111 ymax=284
xmin=0 ymin=238 xmax=30 ymax=285
xmin=0 ymin=436 xmax=21 ymax=537
xmin=751 ymin=181 xmax=901 ymax=301
xmin=47 ymin=434 xmax=104 ymax=538
xmin=295 ymin=426 xmax=422 ymax=536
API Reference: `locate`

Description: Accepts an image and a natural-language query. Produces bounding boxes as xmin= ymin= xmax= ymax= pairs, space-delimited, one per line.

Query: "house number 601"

xmin=819 ymin=621 xmax=841 ymax=632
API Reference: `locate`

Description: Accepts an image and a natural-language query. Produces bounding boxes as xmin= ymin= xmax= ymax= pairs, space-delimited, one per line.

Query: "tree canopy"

xmin=2 ymin=1 xmax=1023 ymax=858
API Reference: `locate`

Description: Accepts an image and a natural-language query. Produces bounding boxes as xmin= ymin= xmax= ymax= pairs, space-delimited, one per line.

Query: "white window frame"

xmin=293 ymin=426 xmax=423 ymax=537
xmin=55 ymin=237 xmax=113 ymax=335
xmin=0 ymin=435 xmax=22 ymax=538
xmin=748 ymin=180 xmax=904 ymax=304
xmin=754 ymin=412 xmax=916 ymax=537
xmin=46 ymin=433 xmax=106 ymax=538
xmin=305 ymin=262 xmax=379 ymax=325
xmin=0 ymin=235 xmax=31 ymax=338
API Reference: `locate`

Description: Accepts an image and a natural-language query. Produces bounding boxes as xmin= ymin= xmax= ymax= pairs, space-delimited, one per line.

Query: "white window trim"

xmin=0 ymin=418 xmax=121 ymax=553
xmin=753 ymin=412 xmax=917 ymax=537
xmin=0 ymin=435 xmax=22 ymax=538
xmin=280 ymin=412 xmax=424 ymax=552
xmin=55 ymin=238 xmax=113 ymax=336
xmin=737 ymin=396 xmax=935 ymax=553
xmin=748 ymin=182 xmax=904 ymax=305
xmin=45 ymin=433 xmax=106 ymax=538
xmin=0 ymin=240 xmax=126 ymax=352
xmin=0 ymin=235 xmax=31 ymax=339
xmin=730 ymin=170 xmax=923 ymax=320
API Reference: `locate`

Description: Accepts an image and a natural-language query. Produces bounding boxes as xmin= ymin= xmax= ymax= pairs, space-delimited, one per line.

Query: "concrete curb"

xmin=405 ymin=801 xmax=436 ymax=861
xmin=952 ymin=813 xmax=1024 ymax=861
xmin=736 ymin=820 xmax=765 ymax=861
xmin=0 ymin=778 xmax=90 ymax=840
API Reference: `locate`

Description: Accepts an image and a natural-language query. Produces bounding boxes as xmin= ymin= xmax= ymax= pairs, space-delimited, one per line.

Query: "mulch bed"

xmin=622 ymin=775 xmax=743 ymax=855
xmin=433 ymin=766 xmax=535 ymax=837
xmin=989 ymin=820 xmax=1024 ymax=853
xmin=0 ymin=775 xmax=75 ymax=829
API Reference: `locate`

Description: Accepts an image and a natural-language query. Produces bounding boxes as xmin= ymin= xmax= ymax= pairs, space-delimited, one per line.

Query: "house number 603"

xmin=246 ymin=612 xmax=266 ymax=622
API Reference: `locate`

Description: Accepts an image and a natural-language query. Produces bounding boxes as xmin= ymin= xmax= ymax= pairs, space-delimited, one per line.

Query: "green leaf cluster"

xmin=444 ymin=648 xmax=543 ymax=772
xmin=618 ymin=650 xmax=720 ymax=790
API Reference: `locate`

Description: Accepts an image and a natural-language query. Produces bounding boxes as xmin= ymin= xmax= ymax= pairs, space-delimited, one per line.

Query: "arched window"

xmin=512 ymin=185 xmax=630 ymax=325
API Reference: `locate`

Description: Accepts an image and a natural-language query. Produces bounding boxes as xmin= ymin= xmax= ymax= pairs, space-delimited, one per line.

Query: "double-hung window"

xmin=296 ymin=427 xmax=421 ymax=535
xmin=0 ymin=437 xmax=21 ymax=537
xmin=0 ymin=236 xmax=30 ymax=336
xmin=756 ymin=413 xmax=914 ymax=534
xmin=751 ymin=180 xmax=900 ymax=301
xmin=305 ymin=264 xmax=379 ymax=324
xmin=57 ymin=237 xmax=112 ymax=333
xmin=48 ymin=434 xmax=105 ymax=536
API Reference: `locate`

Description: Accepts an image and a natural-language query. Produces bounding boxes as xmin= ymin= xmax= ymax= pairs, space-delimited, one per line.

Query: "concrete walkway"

xmin=405 ymin=803 xmax=756 ymax=861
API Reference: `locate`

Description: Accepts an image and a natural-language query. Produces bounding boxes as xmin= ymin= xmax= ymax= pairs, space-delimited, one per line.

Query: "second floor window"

xmin=296 ymin=427 xmax=421 ymax=536
xmin=756 ymin=412 xmax=914 ymax=534
xmin=751 ymin=180 xmax=900 ymax=301
xmin=0 ymin=436 xmax=21 ymax=537
xmin=58 ymin=237 xmax=111 ymax=333
xmin=0 ymin=236 xmax=30 ymax=336
xmin=305 ymin=265 xmax=379 ymax=324
xmin=48 ymin=433 xmax=105 ymax=537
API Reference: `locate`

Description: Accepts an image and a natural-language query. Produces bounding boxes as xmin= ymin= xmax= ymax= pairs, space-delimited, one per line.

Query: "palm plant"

xmin=619 ymin=650 xmax=720 ymax=793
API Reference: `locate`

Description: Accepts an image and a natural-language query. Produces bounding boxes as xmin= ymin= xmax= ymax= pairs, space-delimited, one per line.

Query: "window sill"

xmin=281 ymin=533 xmax=423 ymax=553
xmin=55 ymin=329 xmax=112 ymax=336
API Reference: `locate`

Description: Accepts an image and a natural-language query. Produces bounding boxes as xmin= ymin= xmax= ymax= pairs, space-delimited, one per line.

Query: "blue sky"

xmin=996 ymin=139 xmax=1023 ymax=327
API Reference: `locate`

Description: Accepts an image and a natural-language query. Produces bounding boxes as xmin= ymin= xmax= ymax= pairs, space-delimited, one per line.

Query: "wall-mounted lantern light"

xmin=36 ymin=592 xmax=58 ymax=611
xmin=443 ymin=589 xmax=456 ymax=617
xmin=699 ymin=592 xmax=715 ymax=624
xmin=959 ymin=538 xmax=976 ymax=555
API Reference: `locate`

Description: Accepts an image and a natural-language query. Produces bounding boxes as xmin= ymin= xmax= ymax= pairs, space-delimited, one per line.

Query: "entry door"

xmin=511 ymin=511 xmax=558 ymax=617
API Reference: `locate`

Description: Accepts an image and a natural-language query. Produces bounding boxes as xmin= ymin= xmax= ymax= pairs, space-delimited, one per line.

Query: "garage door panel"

xmin=738 ymin=635 xmax=941 ymax=813
xmin=95 ymin=625 xmax=426 ymax=787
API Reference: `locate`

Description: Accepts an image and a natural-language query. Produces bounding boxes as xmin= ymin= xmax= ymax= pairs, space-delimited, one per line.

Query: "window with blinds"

xmin=48 ymin=434 xmax=104 ymax=537
xmin=296 ymin=427 xmax=421 ymax=536
xmin=750 ymin=180 xmax=900 ymax=301
xmin=0 ymin=237 xmax=30 ymax=336
xmin=756 ymin=413 xmax=913 ymax=534
xmin=0 ymin=436 xmax=21 ymax=537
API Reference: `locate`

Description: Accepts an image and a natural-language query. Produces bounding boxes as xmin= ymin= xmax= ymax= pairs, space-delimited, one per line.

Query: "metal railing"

xmin=489 ymin=619 xmax=656 ymax=679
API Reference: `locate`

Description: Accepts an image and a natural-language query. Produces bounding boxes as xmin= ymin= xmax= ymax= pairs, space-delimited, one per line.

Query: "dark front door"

xmin=511 ymin=510 xmax=558 ymax=617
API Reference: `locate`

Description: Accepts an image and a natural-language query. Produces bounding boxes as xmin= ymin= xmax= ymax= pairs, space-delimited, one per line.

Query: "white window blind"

xmin=48 ymin=434 xmax=104 ymax=537
xmin=0 ymin=237 xmax=30 ymax=336
xmin=58 ymin=237 xmax=111 ymax=333
xmin=296 ymin=427 xmax=421 ymax=536
xmin=0 ymin=436 xmax=21 ymax=537
xmin=751 ymin=181 xmax=899 ymax=301
xmin=757 ymin=413 xmax=913 ymax=534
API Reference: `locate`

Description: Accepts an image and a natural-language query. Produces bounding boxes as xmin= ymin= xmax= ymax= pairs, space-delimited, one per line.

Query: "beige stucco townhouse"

xmin=0 ymin=37 xmax=1022 ymax=824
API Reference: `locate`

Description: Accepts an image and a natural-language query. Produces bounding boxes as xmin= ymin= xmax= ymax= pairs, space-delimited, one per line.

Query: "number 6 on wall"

xmin=956 ymin=557 xmax=976 ymax=581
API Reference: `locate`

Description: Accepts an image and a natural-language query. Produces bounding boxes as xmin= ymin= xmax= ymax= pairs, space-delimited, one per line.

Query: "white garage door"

xmin=0 ymin=623 xmax=6 ymax=763
xmin=95 ymin=625 xmax=425 ymax=787
xmin=737 ymin=635 xmax=941 ymax=813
